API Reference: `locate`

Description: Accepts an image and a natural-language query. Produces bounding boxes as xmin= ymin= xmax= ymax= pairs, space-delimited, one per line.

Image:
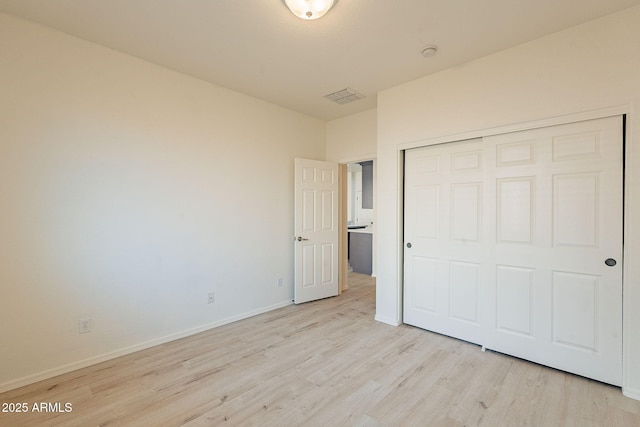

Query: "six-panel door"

xmin=403 ymin=116 xmax=623 ymax=386
xmin=294 ymin=158 xmax=339 ymax=304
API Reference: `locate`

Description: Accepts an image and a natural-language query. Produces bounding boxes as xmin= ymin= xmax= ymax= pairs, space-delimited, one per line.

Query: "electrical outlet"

xmin=78 ymin=318 xmax=92 ymax=334
xmin=277 ymin=278 xmax=283 ymax=287
xmin=208 ymin=292 xmax=215 ymax=304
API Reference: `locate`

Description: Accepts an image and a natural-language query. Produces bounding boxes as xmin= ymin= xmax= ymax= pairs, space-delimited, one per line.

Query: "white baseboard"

xmin=623 ymin=386 xmax=640 ymax=401
xmin=374 ymin=314 xmax=401 ymax=326
xmin=0 ymin=300 xmax=293 ymax=394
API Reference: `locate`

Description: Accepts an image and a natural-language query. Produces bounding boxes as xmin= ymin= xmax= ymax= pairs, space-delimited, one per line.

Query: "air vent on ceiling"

xmin=324 ymin=87 xmax=365 ymax=105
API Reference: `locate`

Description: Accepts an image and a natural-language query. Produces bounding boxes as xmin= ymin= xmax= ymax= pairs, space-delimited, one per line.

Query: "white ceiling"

xmin=1 ymin=0 xmax=640 ymax=121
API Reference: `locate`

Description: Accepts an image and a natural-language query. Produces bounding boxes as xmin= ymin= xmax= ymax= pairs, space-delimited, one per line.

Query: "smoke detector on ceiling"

xmin=421 ymin=45 xmax=438 ymax=58
xmin=324 ymin=88 xmax=365 ymax=105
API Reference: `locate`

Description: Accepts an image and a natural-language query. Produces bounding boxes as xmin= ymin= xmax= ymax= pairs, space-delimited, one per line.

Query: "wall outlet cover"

xmin=78 ymin=318 xmax=92 ymax=334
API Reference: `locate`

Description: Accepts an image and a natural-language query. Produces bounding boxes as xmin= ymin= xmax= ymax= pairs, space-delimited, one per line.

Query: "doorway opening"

xmin=340 ymin=160 xmax=376 ymax=292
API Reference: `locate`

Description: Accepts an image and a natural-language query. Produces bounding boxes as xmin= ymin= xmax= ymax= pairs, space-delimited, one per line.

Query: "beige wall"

xmin=326 ymin=108 xmax=377 ymax=163
xmin=376 ymin=6 xmax=640 ymax=398
xmin=327 ymin=108 xmax=378 ymax=277
xmin=0 ymin=13 xmax=326 ymax=391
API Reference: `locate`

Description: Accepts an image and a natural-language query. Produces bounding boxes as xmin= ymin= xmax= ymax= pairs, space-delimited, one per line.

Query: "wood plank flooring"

xmin=1 ymin=273 xmax=639 ymax=426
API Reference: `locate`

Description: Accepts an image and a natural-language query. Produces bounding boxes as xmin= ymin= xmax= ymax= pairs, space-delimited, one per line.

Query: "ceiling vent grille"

xmin=324 ymin=87 xmax=365 ymax=105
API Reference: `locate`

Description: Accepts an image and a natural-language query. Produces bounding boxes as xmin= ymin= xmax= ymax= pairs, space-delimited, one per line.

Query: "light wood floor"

xmin=2 ymin=273 xmax=639 ymax=426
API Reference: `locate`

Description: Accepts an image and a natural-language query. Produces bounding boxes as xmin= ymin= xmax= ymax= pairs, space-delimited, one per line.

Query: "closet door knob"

xmin=406 ymin=242 xmax=412 ymax=248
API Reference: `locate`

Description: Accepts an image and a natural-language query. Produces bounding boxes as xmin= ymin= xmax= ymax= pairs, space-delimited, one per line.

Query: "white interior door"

xmin=294 ymin=158 xmax=339 ymax=304
xmin=404 ymin=116 xmax=623 ymax=385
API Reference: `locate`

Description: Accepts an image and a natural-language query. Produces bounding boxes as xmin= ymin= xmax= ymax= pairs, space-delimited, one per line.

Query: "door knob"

xmin=605 ymin=258 xmax=617 ymax=267
xmin=406 ymin=242 xmax=412 ymax=248
xmin=296 ymin=236 xmax=309 ymax=242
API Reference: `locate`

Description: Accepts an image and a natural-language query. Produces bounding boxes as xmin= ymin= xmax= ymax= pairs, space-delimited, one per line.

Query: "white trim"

xmin=0 ymin=300 xmax=293 ymax=394
xmin=335 ymin=154 xmax=378 ymax=165
xmin=374 ymin=314 xmax=402 ymax=326
xmin=396 ymin=148 xmax=405 ymax=325
xmin=397 ymin=105 xmax=630 ymax=151
xmin=622 ymin=104 xmax=637 ymax=400
xmin=393 ymin=106 xmax=638 ymax=399
xmin=623 ymin=387 xmax=640 ymax=401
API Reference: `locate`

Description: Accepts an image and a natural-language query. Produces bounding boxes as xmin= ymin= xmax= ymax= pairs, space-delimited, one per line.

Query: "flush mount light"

xmin=283 ymin=0 xmax=337 ymax=20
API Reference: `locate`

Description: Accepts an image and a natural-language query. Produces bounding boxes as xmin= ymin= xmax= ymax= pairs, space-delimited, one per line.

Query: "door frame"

xmin=395 ymin=105 xmax=633 ymax=395
xmin=339 ymin=163 xmax=348 ymax=292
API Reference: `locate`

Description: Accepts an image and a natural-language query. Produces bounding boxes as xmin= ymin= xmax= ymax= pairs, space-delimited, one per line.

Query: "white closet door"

xmin=404 ymin=138 xmax=490 ymax=345
xmin=404 ymin=116 xmax=623 ymax=386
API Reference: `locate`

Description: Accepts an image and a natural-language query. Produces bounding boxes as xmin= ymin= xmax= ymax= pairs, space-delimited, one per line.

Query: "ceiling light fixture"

xmin=283 ymin=0 xmax=337 ymax=20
